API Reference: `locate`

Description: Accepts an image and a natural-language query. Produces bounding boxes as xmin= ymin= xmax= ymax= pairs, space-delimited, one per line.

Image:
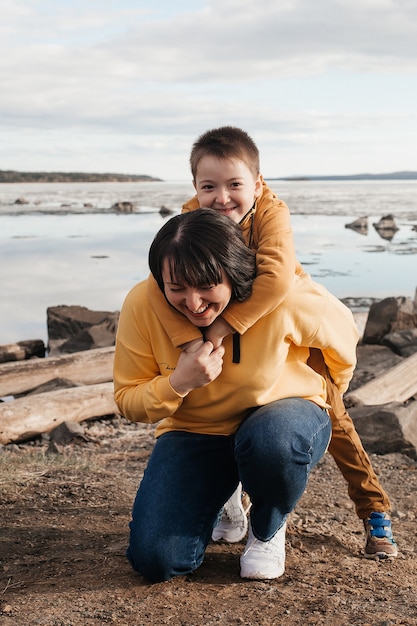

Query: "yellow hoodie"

xmin=114 ymin=272 xmax=358 ymax=438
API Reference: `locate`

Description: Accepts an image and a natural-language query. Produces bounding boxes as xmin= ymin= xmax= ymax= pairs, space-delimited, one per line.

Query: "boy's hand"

xmin=204 ymin=318 xmax=234 ymax=349
xmin=179 ymin=338 xmax=205 ymax=353
xmin=169 ymin=341 xmax=225 ymax=396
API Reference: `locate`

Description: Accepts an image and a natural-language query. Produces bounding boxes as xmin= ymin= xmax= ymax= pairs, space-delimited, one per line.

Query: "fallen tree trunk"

xmin=346 ymin=351 xmax=417 ymax=406
xmin=0 ymin=346 xmax=114 ymax=397
xmin=0 ymin=382 xmax=117 ymax=444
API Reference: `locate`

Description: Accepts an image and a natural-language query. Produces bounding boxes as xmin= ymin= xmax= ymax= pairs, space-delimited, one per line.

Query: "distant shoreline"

xmin=1 ymin=169 xmax=417 ymax=184
xmin=0 ymin=170 xmax=162 ymax=183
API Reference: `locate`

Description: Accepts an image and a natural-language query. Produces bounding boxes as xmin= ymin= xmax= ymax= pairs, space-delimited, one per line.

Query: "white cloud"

xmin=0 ymin=0 xmax=416 ymax=178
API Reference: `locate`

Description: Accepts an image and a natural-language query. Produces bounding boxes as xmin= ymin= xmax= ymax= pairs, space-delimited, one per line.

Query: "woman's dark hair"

xmin=149 ymin=209 xmax=256 ymax=302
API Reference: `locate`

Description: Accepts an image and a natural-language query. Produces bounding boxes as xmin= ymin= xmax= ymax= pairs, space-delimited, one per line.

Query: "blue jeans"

xmin=127 ymin=398 xmax=331 ymax=582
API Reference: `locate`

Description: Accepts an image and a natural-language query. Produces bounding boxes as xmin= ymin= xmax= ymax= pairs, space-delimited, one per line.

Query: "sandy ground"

xmin=1 ymin=345 xmax=417 ymax=626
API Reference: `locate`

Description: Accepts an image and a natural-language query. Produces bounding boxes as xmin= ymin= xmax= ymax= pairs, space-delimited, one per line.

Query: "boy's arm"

xmin=217 ymin=197 xmax=299 ymax=337
xmin=147 ymin=273 xmax=203 ymax=348
xmin=184 ymin=188 xmax=298 ymax=346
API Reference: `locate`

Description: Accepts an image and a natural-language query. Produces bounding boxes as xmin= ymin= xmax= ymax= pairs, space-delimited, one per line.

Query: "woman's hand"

xmin=169 ymin=341 xmax=225 ymax=396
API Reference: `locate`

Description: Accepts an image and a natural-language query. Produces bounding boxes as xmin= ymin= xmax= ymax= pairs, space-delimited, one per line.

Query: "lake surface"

xmin=1 ymin=180 xmax=416 ymax=345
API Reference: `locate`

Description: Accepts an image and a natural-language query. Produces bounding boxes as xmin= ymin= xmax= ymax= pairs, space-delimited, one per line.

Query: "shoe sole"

xmin=240 ymin=566 xmax=285 ymax=580
xmin=364 ymin=549 xmax=398 ymax=560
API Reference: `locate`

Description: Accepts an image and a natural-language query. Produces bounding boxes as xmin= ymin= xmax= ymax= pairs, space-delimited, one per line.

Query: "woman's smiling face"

xmin=162 ymin=259 xmax=232 ymax=327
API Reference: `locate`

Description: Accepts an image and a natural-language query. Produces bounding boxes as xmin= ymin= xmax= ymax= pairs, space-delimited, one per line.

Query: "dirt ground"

xmin=1 ymin=347 xmax=417 ymax=626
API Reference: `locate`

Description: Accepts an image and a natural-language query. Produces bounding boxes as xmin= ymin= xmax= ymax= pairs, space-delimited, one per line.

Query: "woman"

xmin=113 ymin=209 xmax=358 ymax=583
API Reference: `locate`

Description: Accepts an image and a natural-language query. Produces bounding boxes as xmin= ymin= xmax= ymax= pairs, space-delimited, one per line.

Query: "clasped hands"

xmin=169 ymin=317 xmax=234 ymax=397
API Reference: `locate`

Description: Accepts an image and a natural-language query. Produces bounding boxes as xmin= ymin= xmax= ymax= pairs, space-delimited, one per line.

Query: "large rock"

xmin=350 ymin=402 xmax=417 ymax=460
xmin=362 ymin=296 xmax=417 ymax=344
xmin=47 ymin=305 xmax=119 ymax=355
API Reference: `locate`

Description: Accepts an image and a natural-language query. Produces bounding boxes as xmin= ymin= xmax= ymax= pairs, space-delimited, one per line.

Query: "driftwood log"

xmin=0 ymin=382 xmax=116 ymax=444
xmin=0 ymin=339 xmax=45 ymax=363
xmin=0 ymin=346 xmax=114 ymax=397
xmin=346 ymin=351 xmax=417 ymax=406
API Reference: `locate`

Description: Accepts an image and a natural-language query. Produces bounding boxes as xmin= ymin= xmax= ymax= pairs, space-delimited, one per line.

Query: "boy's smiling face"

xmin=193 ymin=155 xmax=262 ymax=224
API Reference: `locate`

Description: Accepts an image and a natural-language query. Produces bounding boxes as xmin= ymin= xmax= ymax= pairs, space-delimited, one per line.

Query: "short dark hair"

xmin=149 ymin=209 xmax=255 ymax=302
xmin=190 ymin=126 xmax=260 ymax=179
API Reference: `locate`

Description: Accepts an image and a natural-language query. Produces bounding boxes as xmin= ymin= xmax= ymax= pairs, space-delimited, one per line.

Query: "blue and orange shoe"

xmin=364 ymin=512 xmax=398 ymax=559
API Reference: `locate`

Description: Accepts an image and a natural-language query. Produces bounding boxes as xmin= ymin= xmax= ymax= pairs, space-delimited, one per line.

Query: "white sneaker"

xmin=240 ymin=521 xmax=286 ymax=580
xmin=211 ymin=483 xmax=250 ymax=543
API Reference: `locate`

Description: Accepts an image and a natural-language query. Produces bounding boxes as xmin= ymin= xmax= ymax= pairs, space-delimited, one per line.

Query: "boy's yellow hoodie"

xmin=114 ymin=272 xmax=358 ymax=438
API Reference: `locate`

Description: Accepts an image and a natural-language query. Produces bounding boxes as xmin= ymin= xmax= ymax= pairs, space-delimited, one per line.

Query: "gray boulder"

xmin=382 ymin=328 xmax=417 ymax=357
xmin=47 ymin=305 xmax=119 ymax=355
xmin=362 ymin=296 xmax=416 ymax=344
xmin=350 ymin=402 xmax=417 ymax=460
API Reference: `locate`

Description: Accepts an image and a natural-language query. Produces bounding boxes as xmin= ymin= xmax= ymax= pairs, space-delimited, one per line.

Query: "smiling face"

xmin=162 ymin=259 xmax=232 ymax=327
xmin=193 ymin=155 xmax=262 ymax=224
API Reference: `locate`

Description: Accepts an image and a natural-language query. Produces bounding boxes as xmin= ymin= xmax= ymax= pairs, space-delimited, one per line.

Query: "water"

xmin=1 ymin=180 xmax=416 ymax=345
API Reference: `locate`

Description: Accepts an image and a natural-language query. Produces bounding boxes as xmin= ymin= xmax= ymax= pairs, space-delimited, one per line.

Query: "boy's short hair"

xmin=190 ymin=126 xmax=260 ymax=179
xmin=149 ymin=208 xmax=256 ymax=303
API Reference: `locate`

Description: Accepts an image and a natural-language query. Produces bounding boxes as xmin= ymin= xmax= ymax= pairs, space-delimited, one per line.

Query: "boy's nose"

xmin=215 ymin=188 xmax=230 ymax=204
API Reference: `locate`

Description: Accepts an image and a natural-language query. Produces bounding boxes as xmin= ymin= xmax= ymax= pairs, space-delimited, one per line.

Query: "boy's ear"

xmin=254 ymin=174 xmax=263 ymax=198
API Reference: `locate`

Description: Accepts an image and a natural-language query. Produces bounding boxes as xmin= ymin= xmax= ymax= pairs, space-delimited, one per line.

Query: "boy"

xmin=147 ymin=126 xmax=397 ymax=559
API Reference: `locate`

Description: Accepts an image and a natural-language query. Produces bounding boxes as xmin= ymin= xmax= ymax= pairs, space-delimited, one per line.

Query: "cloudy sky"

xmin=1 ymin=0 xmax=416 ymax=180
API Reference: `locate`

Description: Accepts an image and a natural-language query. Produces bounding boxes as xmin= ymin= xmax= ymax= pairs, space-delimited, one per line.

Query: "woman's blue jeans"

xmin=127 ymin=398 xmax=331 ymax=582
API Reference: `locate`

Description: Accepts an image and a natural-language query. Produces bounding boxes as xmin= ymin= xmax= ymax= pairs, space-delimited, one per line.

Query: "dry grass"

xmin=0 ymin=445 xmax=100 ymax=498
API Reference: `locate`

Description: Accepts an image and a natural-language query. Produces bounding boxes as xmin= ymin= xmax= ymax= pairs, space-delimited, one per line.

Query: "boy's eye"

xmin=201 ymin=184 xmax=214 ymax=190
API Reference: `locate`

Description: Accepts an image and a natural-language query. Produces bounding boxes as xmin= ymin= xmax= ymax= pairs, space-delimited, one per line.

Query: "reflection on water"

xmin=0 ymin=180 xmax=416 ymax=345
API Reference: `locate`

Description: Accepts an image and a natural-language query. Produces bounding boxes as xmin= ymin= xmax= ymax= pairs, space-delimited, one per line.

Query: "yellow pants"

xmin=307 ymin=349 xmax=391 ymax=519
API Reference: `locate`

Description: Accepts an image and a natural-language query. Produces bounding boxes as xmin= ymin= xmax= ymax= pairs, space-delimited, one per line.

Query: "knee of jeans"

xmin=128 ymin=528 xmax=202 ymax=584
xmin=127 ymin=535 xmax=177 ymax=583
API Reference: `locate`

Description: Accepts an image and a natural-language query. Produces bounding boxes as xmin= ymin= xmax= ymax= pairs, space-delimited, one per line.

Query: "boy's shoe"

xmin=364 ymin=512 xmax=398 ymax=559
xmin=211 ymin=483 xmax=250 ymax=543
xmin=240 ymin=522 xmax=286 ymax=580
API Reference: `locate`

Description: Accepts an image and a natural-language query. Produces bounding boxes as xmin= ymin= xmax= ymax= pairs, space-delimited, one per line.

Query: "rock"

xmin=382 ymin=329 xmax=417 ymax=357
xmin=372 ymin=214 xmax=399 ymax=241
xmin=47 ymin=305 xmax=119 ymax=355
xmin=14 ymin=197 xmax=29 ymax=204
xmin=49 ymin=420 xmax=87 ymax=444
xmin=362 ymin=296 xmax=416 ymax=344
xmin=345 ymin=216 xmax=368 ymax=235
xmin=111 ymin=201 xmax=134 ymax=213
xmin=159 ymin=205 xmax=175 ymax=216
xmin=350 ymin=401 xmax=417 ymax=460
xmin=348 ymin=344 xmax=403 ymax=392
